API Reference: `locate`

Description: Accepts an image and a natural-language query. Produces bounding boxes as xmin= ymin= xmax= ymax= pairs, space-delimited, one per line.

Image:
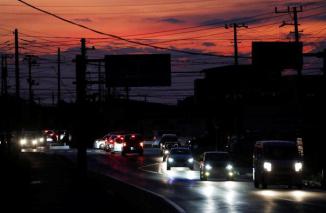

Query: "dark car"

xmin=14 ymin=130 xmax=46 ymax=151
xmin=253 ymin=140 xmax=303 ymax=189
xmin=166 ymin=147 xmax=194 ymax=170
xmin=121 ymin=134 xmax=144 ymax=156
xmin=199 ymin=151 xmax=235 ymax=181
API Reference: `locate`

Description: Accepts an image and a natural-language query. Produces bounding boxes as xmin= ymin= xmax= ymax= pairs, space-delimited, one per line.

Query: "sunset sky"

xmin=0 ymin=0 xmax=325 ymax=104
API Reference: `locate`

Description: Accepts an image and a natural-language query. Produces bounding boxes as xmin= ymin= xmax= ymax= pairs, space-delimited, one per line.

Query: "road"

xmin=57 ymin=148 xmax=326 ymax=213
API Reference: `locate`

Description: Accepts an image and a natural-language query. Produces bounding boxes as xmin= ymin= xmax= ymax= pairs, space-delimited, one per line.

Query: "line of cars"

xmin=161 ymin=136 xmax=304 ymax=189
xmin=94 ymin=132 xmax=144 ymax=156
xmin=95 ymin=131 xmax=305 ymax=189
xmin=11 ymin=129 xmax=71 ymax=151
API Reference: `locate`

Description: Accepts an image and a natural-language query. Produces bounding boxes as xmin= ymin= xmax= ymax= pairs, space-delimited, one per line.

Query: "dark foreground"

xmin=0 ymin=152 xmax=135 ymax=212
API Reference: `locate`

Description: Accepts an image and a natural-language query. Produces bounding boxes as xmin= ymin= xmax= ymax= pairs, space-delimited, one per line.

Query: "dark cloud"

xmin=73 ymin=18 xmax=92 ymax=23
xmin=202 ymin=42 xmax=216 ymax=47
xmin=160 ymin=18 xmax=185 ymax=24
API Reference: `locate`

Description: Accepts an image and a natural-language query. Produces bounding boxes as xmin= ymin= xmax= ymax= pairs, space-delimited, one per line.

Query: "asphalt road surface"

xmin=56 ymin=148 xmax=326 ymax=213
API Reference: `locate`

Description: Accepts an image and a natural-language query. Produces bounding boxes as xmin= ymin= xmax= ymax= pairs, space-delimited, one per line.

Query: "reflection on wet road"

xmin=59 ymin=148 xmax=326 ymax=213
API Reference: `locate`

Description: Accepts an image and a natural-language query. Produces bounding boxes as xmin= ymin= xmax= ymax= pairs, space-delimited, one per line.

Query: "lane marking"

xmin=138 ymin=162 xmax=163 ymax=174
xmin=102 ymin=171 xmax=186 ymax=213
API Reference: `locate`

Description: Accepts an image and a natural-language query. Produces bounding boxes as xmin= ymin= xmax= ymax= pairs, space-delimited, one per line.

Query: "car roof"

xmin=204 ymin=151 xmax=228 ymax=155
xmin=162 ymin=134 xmax=177 ymax=137
xmin=171 ymin=147 xmax=190 ymax=151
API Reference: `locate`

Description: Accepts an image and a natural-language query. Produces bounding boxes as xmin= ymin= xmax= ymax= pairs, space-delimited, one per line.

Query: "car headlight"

xmin=226 ymin=164 xmax=233 ymax=170
xmin=39 ymin=137 xmax=44 ymax=143
xmin=263 ymin=162 xmax=272 ymax=172
xmin=20 ymin=139 xmax=27 ymax=145
xmin=188 ymin=158 xmax=194 ymax=163
xmin=294 ymin=162 xmax=303 ymax=172
xmin=205 ymin=164 xmax=212 ymax=170
xmin=168 ymin=158 xmax=174 ymax=163
xmin=32 ymin=139 xmax=38 ymax=145
xmin=164 ymin=150 xmax=169 ymax=154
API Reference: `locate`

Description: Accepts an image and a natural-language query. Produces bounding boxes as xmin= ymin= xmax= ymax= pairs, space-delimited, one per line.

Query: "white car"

xmin=94 ymin=133 xmax=111 ymax=149
xmin=166 ymin=147 xmax=194 ymax=170
xmin=94 ymin=138 xmax=106 ymax=149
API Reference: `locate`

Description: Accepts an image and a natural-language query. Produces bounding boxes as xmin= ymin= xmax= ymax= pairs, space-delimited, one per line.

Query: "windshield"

xmin=21 ymin=131 xmax=42 ymax=137
xmin=205 ymin=153 xmax=229 ymax=162
xmin=171 ymin=149 xmax=191 ymax=155
xmin=263 ymin=143 xmax=299 ymax=160
xmin=161 ymin=136 xmax=178 ymax=142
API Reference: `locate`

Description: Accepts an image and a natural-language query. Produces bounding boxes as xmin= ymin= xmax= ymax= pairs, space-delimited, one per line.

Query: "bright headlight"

xmin=295 ymin=162 xmax=303 ymax=172
xmin=168 ymin=158 xmax=174 ymax=163
xmin=32 ymin=139 xmax=38 ymax=145
xmin=188 ymin=158 xmax=194 ymax=163
xmin=164 ymin=150 xmax=169 ymax=154
xmin=226 ymin=164 xmax=233 ymax=170
xmin=20 ymin=139 xmax=27 ymax=145
xmin=263 ymin=162 xmax=272 ymax=172
xmin=39 ymin=137 xmax=44 ymax=143
xmin=205 ymin=164 xmax=212 ymax=170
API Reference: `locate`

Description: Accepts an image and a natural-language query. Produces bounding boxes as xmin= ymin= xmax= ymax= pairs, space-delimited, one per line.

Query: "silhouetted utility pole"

xmin=276 ymin=6 xmax=303 ymax=43
xmin=25 ymin=55 xmax=37 ymax=103
xmin=76 ymin=38 xmax=87 ymax=103
xmin=57 ymin=48 xmax=61 ymax=104
xmin=75 ymin=38 xmax=88 ymax=177
xmin=225 ymin=23 xmax=248 ymax=65
xmin=1 ymin=55 xmax=8 ymax=95
xmin=14 ymin=29 xmax=20 ymax=98
xmin=323 ymin=49 xmax=326 ymax=76
xmin=98 ymin=61 xmax=102 ymax=102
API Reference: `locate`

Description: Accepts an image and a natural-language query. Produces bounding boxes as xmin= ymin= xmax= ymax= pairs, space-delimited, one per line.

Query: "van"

xmin=253 ymin=140 xmax=303 ymax=189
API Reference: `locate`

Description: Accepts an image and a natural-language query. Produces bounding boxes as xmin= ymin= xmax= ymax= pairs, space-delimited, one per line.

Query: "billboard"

xmin=105 ymin=54 xmax=171 ymax=87
xmin=252 ymin=42 xmax=303 ymax=70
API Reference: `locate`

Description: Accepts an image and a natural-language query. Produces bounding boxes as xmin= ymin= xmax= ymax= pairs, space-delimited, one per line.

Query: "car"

xmin=159 ymin=134 xmax=179 ymax=156
xmin=105 ymin=134 xmax=125 ymax=153
xmin=253 ymin=140 xmax=304 ymax=189
xmin=162 ymin=141 xmax=180 ymax=162
xmin=199 ymin=151 xmax=235 ymax=181
xmin=94 ymin=133 xmax=110 ymax=149
xmin=121 ymin=134 xmax=144 ymax=156
xmin=152 ymin=130 xmax=176 ymax=147
xmin=166 ymin=147 xmax=194 ymax=170
xmin=43 ymin=129 xmax=58 ymax=143
xmin=15 ymin=130 xmax=46 ymax=151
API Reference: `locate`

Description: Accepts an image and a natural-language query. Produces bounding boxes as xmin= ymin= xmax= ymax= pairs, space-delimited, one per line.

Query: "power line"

xmin=17 ymin=0 xmax=239 ymax=58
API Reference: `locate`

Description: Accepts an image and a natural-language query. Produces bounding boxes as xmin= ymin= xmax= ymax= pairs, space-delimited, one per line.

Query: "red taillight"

xmin=109 ymin=140 xmax=113 ymax=143
xmin=123 ymin=143 xmax=126 ymax=147
xmin=131 ymin=135 xmax=136 ymax=138
xmin=140 ymin=142 xmax=144 ymax=147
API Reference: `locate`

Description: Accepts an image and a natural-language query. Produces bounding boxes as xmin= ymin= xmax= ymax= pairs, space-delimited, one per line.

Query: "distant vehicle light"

xmin=226 ymin=164 xmax=233 ymax=170
xmin=20 ymin=139 xmax=27 ymax=145
xmin=168 ymin=158 xmax=174 ymax=163
xmin=164 ymin=150 xmax=169 ymax=154
xmin=228 ymin=172 xmax=234 ymax=177
xmin=205 ymin=172 xmax=210 ymax=176
xmin=131 ymin=135 xmax=136 ymax=138
xmin=188 ymin=158 xmax=194 ymax=163
xmin=295 ymin=162 xmax=303 ymax=172
xmin=263 ymin=162 xmax=272 ymax=172
xmin=205 ymin=164 xmax=212 ymax=170
xmin=39 ymin=137 xmax=44 ymax=143
xmin=32 ymin=139 xmax=38 ymax=145
xmin=46 ymin=138 xmax=53 ymax=142
xmin=140 ymin=142 xmax=144 ymax=147
xmin=123 ymin=143 xmax=126 ymax=147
